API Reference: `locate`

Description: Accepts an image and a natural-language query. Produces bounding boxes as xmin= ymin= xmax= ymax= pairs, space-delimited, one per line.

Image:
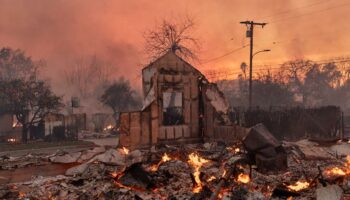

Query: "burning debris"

xmin=188 ymin=152 xmax=210 ymax=193
xmin=3 ymin=136 xmax=350 ymax=199
xmin=286 ymin=180 xmax=310 ymax=191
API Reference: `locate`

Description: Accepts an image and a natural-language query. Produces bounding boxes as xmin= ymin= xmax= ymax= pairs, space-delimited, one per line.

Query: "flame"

xmin=286 ymin=180 xmax=310 ymax=191
xmin=150 ymin=153 xmax=172 ymax=171
xmin=103 ymin=124 xmax=113 ymax=131
xmin=323 ymin=155 xmax=350 ymax=177
xmin=188 ymin=153 xmax=209 ymax=193
xmin=325 ymin=167 xmax=346 ymax=176
xmin=7 ymin=138 xmax=16 ymax=143
xmin=162 ymin=153 xmax=171 ymax=162
xmin=226 ymin=146 xmax=240 ymax=153
xmin=237 ymin=173 xmax=250 ymax=184
xmin=122 ymin=147 xmax=129 ymax=155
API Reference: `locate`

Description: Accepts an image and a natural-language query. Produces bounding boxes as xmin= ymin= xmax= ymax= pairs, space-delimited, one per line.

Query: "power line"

xmin=201 ymin=1 xmax=350 ymax=70
xmin=270 ymin=1 xmax=350 ymax=24
xmin=205 ymin=58 xmax=350 ymax=80
xmin=200 ymin=45 xmax=248 ymax=64
xmin=257 ymin=0 xmax=329 ymax=20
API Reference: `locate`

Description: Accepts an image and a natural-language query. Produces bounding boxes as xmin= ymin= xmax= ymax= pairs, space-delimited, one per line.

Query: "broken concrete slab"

xmin=77 ymin=146 xmax=106 ymax=162
xmin=330 ymin=143 xmax=350 ymax=156
xmin=49 ymin=152 xmax=82 ymax=163
xmin=91 ymin=149 xmax=125 ymax=165
xmin=65 ymin=163 xmax=90 ymax=176
xmin=316 ymin=185 xmax=343 ymax=200
xmin=126 ymin=150 xmax=143 ymax=166
xmin=83 ymin=136 xmax=119 ymax=147
xmin=293 ymin=139 xmax=332 ymax=160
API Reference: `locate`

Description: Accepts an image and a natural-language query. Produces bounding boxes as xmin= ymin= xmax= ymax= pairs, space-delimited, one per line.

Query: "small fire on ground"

xmin=121 ymin=147 xmax=129 ymax=155
xmin=324 ymin=155 xmax=350 ymax=176
xmin=286 ymin=180 xmax=310 ymax=191
xmin=237 ymin=173 xmax=250 ymax=184
xmin=68 ymin=144 xmax=350 ymax=199
xmin=150 ymin=153 xmax=172 ymax=172
xmin=188 ymin=152 xmax=210 ymax=193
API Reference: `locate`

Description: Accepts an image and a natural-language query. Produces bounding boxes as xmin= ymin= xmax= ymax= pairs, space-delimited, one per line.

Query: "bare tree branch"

xmin=144 ymin=17 xmax=200 ymax=62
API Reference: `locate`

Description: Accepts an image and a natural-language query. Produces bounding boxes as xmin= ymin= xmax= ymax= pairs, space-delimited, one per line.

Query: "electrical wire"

xmin=200 ymin=45 xmax=248 ymax=64
xmin=257 ymin=0 xmax=329 ymax=20
xmin=205 ymin=58 xmax=350 ymax=80
xmin=269 ymin=1 xmax=350 ymax=24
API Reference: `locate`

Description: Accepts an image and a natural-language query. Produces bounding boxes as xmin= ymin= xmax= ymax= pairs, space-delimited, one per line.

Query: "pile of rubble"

xmin=2 ymin=128 xmax=350 ymax=199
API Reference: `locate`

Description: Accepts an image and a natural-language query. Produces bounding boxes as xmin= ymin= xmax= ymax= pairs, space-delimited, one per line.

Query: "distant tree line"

xmin=218 ymin=59 xmax=350 ymax=111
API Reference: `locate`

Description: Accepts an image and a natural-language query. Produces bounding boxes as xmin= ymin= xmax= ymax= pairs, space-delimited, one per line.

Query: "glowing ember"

xmin=325 ymin=167 xmax=346 ymax=176
xmin=113 ymin=179 xmax=145 ymax=192
xmin=150 ymin=164 xmax=159 ymax=172
xmin=235 ymin=148 xmax=240 ymax=153
xmin=7 ymin=138 xmax=16 ymax=143
xmin=345 ymin=155 xmax=350 ymax=168
xmin=237 ymin=173 xmax=250 ymax=184
xmin=103 ymin=124 xmax=113 ymax=131
xmin=150 ymin=153 xmax=172 ymax=171
xmin=122 ymin=147 xmax=129 ymax=155
xmin=222 ymin=169 xmax=227 ymax=177
xmin=18 ymin=191 xmax=26 ymax=198
xmin=226 ymin=146 xmax=240 ymax=153
xmin=110 ymin=171 xmax=118 ymax=178
xmin=188 ymin=153 xmax=209 ymax=193
xmin=162 ymin=153 xmax=171 ymax=162
xmin=207 ymin=176 xmax=216 ymax=182
xmin=286 ymin=180 xmax=310 ymax=191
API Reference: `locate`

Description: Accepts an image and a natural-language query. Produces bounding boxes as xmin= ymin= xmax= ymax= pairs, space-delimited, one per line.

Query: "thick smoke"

xmin=0 ymin=0 xmax=348 ymax=96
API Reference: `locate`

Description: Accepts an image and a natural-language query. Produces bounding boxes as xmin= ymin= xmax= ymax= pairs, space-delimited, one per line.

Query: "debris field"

xmin=1 ymin=139 xmax=350 ymax=200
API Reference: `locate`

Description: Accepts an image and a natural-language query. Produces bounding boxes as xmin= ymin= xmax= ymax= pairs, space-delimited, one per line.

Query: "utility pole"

xmin=240 ymin=21 xmax=267 ymax=108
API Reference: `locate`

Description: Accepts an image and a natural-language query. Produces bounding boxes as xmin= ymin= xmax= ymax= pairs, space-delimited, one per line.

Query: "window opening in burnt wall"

xmin=163 ymin=91 xmax=184 ymax=125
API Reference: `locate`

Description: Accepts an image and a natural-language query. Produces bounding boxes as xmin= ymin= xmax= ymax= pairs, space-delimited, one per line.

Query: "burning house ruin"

xmin=119 ymin=51 xmax=246 ymax=149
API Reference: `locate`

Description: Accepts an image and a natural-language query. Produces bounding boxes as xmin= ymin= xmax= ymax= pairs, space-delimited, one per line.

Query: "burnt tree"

xmin=0 ymin=47 xmax=61 ymax=143
xmin=100 ymin=78 xmax=141 ymax=126
xmin=144 ymin=17 xmax=200 ymax=61
xmin=0 ymin=79 xmax=62 ymax=143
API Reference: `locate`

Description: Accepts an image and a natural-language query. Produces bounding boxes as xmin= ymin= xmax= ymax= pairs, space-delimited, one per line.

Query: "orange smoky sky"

xmin=0 ymin=0 xmax=349 ymax=91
